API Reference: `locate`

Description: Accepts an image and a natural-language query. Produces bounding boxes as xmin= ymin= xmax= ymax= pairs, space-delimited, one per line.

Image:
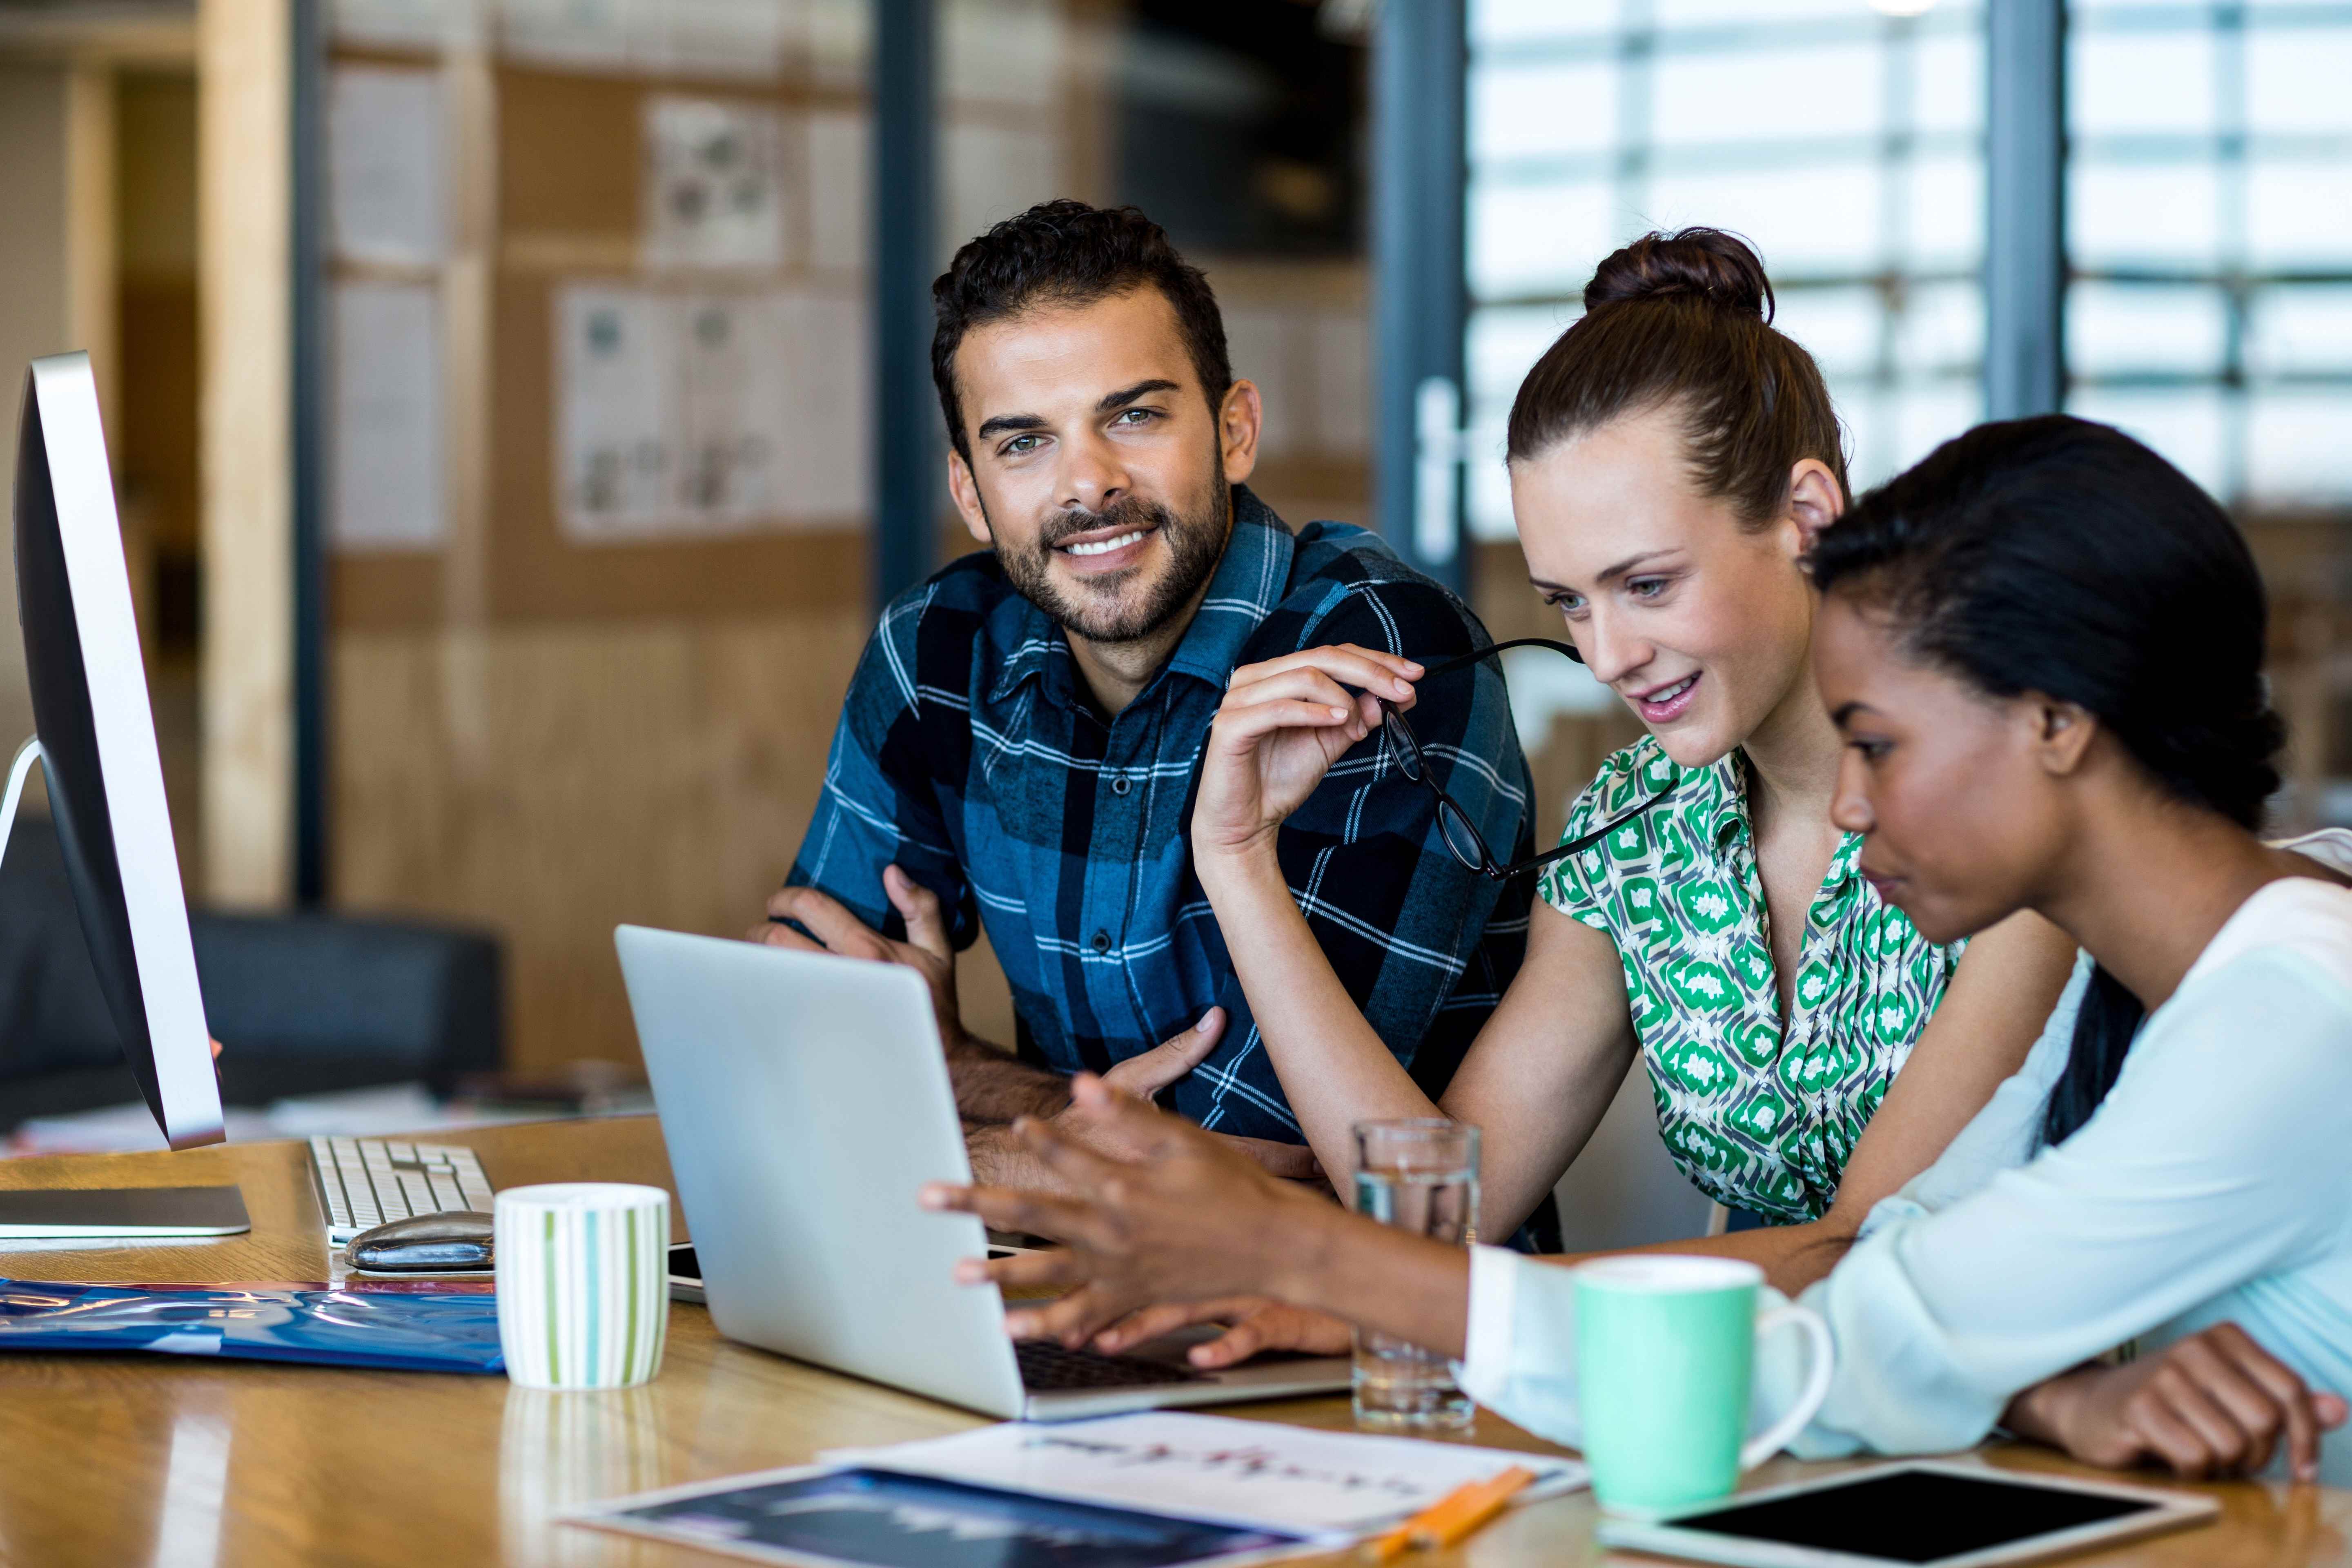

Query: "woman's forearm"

xmin=1553 ymin=1216 xmax=1858 ymax=1297
xmin=1270 ymin=1200 xmax=1472 ymax=1359
xmin=1999 ymin=1370 xmax=2087 ymax=1454
xmin=1196 ymin=844 xmax=1444 ymax=1192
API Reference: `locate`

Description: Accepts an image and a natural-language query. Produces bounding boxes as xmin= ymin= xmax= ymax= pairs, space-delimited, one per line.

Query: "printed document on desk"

xmin=568 ymin=1464 xmax=1321 ymax=1568
xmin=822 ymin=1410 xmax=1587 ymax=1535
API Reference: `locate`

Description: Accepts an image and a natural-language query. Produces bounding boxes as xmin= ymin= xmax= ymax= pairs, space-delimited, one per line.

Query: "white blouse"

xmin=1459 ymin=831 xmax=2352 ymax=1486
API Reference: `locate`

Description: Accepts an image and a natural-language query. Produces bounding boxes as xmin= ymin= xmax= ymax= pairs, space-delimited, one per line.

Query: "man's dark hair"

xmin=931 ymin=200 xmax=1233 ymax=461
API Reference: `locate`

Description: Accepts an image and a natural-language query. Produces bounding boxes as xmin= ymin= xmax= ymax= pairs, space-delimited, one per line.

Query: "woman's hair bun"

xmin=1584 ymin=227 xmax=1775 ymax=324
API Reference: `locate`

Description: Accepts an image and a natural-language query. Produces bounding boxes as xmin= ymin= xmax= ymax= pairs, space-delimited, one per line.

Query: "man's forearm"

xmin=963 ymin=1121 xmax=1091 ymax=1198
xmin=947 ymin=1038 xmax=1072 ymax=1123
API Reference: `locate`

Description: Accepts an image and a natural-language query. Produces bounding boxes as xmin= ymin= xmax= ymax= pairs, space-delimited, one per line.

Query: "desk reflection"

xmin=500 ymin=1384 xmax=670 ymax=1564
xmin=152 ymin=1403 xmax=233 ymax=1568
xmin=2237 ymin=1475 xmax=2350 ymax=1566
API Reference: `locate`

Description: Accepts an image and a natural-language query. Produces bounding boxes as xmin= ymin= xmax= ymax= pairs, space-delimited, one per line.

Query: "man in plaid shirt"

xmin=761 ymin=201 xmax=1532 ymax=1197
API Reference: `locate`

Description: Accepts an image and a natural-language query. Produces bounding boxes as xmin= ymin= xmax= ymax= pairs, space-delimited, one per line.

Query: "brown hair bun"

xmin=1583 ymin=227 xmax=1775 ymax=325
xmin=1506 ymin=226 xmax=1842 ymax=523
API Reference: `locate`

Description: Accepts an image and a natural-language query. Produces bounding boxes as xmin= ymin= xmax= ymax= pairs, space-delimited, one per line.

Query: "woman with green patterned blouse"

xmin=1537 ymin=731 xmax=1968 ymax=1224
xmin=1058 ymin=231 xmax=2080 ymax=1366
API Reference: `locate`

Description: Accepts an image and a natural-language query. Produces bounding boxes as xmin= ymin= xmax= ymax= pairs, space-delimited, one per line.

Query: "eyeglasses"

xmin=1380 ymin=637 xmax=1677 ymax=882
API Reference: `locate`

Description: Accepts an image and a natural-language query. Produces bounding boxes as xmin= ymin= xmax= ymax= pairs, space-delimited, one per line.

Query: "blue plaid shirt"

xmin=787 ymin=487 xmax=1534 ymax=1143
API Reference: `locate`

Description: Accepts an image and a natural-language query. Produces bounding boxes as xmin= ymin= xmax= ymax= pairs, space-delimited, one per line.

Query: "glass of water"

xmin=1351 ymin=1118 xmax=1480 ymax=1432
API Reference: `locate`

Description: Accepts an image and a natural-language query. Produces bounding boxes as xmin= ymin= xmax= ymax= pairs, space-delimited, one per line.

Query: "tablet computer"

xmin=667 ymin=1243 xmax=706 ymax=1304
xmin=1593 ymin=1460 xmax=2219 ymax=1568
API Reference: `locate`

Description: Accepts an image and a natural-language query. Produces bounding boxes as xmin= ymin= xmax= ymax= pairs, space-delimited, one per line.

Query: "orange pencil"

xmin=1364 ymin=1465 xmax=1539 ymax=1562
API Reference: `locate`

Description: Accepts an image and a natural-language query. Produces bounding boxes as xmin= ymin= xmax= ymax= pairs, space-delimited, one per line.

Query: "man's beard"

xmin=995 ymin=472 xmax=1230 ymax=645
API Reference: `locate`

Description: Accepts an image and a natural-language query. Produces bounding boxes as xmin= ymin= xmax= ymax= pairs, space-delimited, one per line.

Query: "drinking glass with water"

xmin=1351 ymin=1118 xmax=1480 ymax=1432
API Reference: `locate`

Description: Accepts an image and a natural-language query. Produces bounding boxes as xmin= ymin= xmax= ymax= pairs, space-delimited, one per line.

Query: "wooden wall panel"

xmin=197 ymin=0 xmax=293 ymax=906
xmin=0 ymin=65 xmax=71 ymax=768
xmin=496 ymin=69 xmax=643 ymax=238
xmin=65 ymin=64 xmax=119 ymax=463
xmin=330 ymin=608 xmax=942 ymax=1069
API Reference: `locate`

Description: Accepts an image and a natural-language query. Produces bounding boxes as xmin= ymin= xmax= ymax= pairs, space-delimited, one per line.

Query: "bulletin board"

xmin=316 ymin=1 xmax=1361 ymax=633
xmin=321 ymin=15 xmax=887 ymax=632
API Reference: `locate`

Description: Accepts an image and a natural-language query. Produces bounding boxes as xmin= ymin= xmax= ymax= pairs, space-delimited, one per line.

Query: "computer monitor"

xmin=3 ymin=351 xmax=225 ymax=1153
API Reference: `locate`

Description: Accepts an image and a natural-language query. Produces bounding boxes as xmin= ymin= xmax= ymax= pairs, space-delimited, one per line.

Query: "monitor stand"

xmin=0 ymin=736 xmax=43 ymax=870
xmin=0 ymin=735 xmax=250 ymax=1238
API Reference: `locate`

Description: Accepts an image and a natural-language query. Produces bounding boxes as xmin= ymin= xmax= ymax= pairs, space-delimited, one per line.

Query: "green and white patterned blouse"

xmin=1537 ymin=735 xmax=1964 ymax=1223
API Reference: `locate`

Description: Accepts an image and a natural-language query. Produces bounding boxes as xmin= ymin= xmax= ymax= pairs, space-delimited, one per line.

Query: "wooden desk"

xmin=0 ymin=1117 xmax=2343 ymax=1566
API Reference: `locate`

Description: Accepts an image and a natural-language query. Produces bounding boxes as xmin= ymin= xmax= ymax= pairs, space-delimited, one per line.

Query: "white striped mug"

xmin=494 ymin=1183 xmax=670 ymax=1390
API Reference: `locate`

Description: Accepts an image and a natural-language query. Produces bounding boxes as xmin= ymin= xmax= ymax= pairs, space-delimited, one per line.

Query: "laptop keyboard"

xmin=1015 ymin=1339 xmax=1212 ymax=1391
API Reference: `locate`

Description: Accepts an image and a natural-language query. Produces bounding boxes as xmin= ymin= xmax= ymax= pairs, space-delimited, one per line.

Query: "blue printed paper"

xmin=572 ymin=1466 xmax=1318 ymax=1568
xmin=0 ymin=1278 xmax=504 ymax=1373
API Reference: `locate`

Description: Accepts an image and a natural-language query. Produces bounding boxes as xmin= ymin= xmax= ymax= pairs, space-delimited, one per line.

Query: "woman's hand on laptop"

xmin=1085 ymin=1296 xmax=1353 ymax=1368
xmin=1192 ymin=645 xmax=1422 ymax=870
xmin=920 ymin=1073 xmax=1341 ymax=1347
xmin=2002 ymin=1323 xmax=2349 ymax=1481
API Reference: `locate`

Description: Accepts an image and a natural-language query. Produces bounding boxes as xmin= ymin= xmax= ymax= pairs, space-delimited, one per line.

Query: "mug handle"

xmin=1739 ymin=1303 xmax=1835 ymax=1472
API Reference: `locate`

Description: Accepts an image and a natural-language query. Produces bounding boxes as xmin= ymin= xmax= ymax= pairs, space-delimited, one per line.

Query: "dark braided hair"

xmin=1809 ymin=414 xmax=2284 ymax=1146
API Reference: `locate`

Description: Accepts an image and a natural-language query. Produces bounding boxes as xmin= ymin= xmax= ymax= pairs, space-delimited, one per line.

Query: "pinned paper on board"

xmin=674 ymin=295 xmax=787 ymax=523
xmin=497 ymin=0 xmax=784 ymax=79
xmin=556 ymin=287 xmax=673 ymax=536
xmin=806 ymin=109 xmax=869 ymax=273
xmin=941 ymin=120 xmax=1064 ymax=261
xmin=643 ymin=97 xmax=789 ymax=270
xmin=329 ymin=0 xmax=481 ymax=50
xmin=941 ymin=0 xmax=1069 ymax=108
xmin=327 ymin=66 xmax=445 ymax=267
xmin=331 ymin=282 xmax=445 ymax=552
xmin=494 ymin=0 xmax=633 ymax=72
xmin=637 ymin=0 xmax=790 ymax=80
xmin=555 ymin=283 xmax=868 ymax=543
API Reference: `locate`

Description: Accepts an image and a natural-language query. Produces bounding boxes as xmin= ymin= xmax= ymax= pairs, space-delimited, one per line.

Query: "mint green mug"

xmin=1572 ymin=1256 xmax=1834 ymax=1517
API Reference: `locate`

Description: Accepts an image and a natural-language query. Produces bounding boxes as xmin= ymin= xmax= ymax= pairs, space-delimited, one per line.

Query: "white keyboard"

xmin=309 ymin=1136 xmax=497 ymax=1246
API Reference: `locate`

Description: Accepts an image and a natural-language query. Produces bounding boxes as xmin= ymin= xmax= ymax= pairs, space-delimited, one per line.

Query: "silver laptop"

xmin=615 ymin=924 xmax=1353 ymax=1420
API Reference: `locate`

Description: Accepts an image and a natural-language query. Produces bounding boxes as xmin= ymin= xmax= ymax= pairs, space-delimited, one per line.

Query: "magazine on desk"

xmin=0 ymin=1277 xmax=503 ymax=1372
xmin=822 ymin=1411 xmax=1586 ymax=1532
xmin=566 ymin=1410 xmax=1586 ymax=1568
xmin=566 ymin=1463 xmax=1325 ymax=1568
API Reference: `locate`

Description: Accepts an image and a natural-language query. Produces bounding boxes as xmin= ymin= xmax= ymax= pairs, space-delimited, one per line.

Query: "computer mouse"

xmin=345 ymin=1211 xmax=495 ymax=1273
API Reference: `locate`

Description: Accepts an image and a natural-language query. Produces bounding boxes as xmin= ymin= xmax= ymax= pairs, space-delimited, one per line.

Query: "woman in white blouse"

xmin=925 ymin=414 xmax=2352 ymax=1482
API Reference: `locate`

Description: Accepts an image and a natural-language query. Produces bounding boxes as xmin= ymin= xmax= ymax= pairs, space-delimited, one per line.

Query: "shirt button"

xmin=1110 ymin=773 xmax=1131 ymax=796
xmin=1091 ymin=931 xmax=1112 ymax=954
